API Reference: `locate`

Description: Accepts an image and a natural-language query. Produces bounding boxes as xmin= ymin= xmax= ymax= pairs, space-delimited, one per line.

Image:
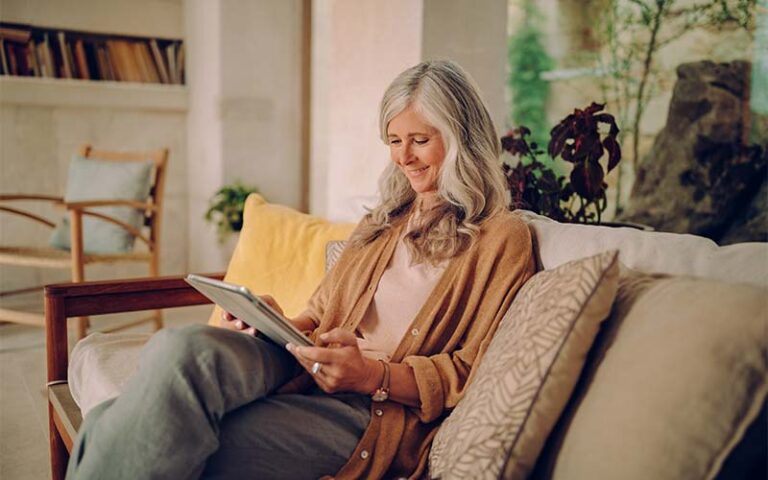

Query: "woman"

xmin=67 ymin=59 xmax=534 ymax=479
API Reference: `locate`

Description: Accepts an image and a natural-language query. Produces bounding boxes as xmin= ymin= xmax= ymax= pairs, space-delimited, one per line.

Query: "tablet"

xmin=185 ymin=274 xmax=313 ymax=347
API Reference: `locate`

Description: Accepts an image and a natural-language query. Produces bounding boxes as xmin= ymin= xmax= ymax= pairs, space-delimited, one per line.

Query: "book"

xmin=27 ymin=40 xmax=40 ymax=76
xmin=56 ymin=31 xmax=73 ymax=78
xmin=0 ymin=26 xmax=31 ymax=43
xmin=73 ymin=39 xmax=90 ymax=79
xmin=95 ymin=44 xmax=110 ymax=80
xmin=41 ymin=33 xmax=55 ymax=78
xmin=165 ymin=42 xmax=176 ymax=84
xmin=134 ymin=41 xmax=160 ymax=83
xmin=36 ymin=41 xmax=50 ymax=77
xmin=149 ymin=39 xmax=169 ymax=84
xmin=0 ymin=39 xmax=7 ymax=75
xmin=175 ymin=42 xmax=184 ymax=84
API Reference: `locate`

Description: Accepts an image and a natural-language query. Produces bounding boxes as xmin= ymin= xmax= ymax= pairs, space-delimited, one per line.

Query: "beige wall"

xmin=310 ymin=0 xmax=509 ymax=222
xmin=185 ymin=0 xmax=305 ymax=272
xmin=310 ymin=0 xmax=423 ymax=221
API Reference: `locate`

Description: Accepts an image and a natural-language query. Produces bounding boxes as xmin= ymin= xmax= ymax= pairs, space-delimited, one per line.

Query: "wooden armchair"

xmin=45 ymin=272 xmax=223 ymax=480
xmin=0 ymin=145 xmax=169 ymax=339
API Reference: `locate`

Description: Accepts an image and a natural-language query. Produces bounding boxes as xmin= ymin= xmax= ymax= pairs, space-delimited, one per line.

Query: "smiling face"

xmin=387 ymin=105 xmax=446 ymax=196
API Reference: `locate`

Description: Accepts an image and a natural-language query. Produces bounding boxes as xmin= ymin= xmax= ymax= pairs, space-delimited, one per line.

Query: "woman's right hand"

xmin=219 ymin=310 xmax=258 ymax=335
xmin=219 ymin=294 xmax=285 ymax=336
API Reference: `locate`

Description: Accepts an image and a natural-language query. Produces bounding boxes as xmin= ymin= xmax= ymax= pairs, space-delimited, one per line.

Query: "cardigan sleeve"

xmin=402 ymin=216 xmax=535 ymax=423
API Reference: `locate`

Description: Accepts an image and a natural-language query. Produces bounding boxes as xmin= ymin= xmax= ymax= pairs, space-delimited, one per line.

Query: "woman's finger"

xmin=289 ymin=344 xmax=344 ymax=364
xmin=318 ymin=328 xmax=359 ymax=347
xmin=258 ymin=295 xmax=284 ymax=316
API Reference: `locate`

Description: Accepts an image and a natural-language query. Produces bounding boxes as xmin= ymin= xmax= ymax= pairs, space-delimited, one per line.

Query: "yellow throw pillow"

xmin=207 ymin=194 xmax=356 ymax=325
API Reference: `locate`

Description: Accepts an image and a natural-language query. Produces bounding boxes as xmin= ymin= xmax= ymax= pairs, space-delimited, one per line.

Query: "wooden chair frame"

xmin=45 ymin=272 xmax=223 ymax=480
xmin=1 ymin=144 xmax=169 ymax=338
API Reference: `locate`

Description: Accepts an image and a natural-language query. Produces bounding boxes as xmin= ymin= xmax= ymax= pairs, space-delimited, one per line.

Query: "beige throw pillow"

xmin=429 ymin=250 xmax=620 ymax=479
xmin=533 ymin=270 xmax=768 ymax=480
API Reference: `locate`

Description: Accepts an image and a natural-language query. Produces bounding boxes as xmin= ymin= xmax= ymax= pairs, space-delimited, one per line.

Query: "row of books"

xmin=0 ymin=24 xmax=185 ymax=84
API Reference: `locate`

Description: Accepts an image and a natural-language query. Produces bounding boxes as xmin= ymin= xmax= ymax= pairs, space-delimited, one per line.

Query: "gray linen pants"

xmin=66 ymin=324 xmax=371 ymax=479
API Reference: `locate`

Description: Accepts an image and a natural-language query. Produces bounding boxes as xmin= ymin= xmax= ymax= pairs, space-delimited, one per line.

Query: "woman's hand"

xmin=219 ymin=294 xmax=284 ymax=336
xmin=286 ymin=328 xmax=381 ymax=395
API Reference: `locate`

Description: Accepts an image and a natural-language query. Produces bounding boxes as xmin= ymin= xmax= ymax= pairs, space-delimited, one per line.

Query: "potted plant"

xmin=204 ymin=182 xmax=260 ymax=243
xmin=502 ymin=102 xmax=621 ymax=225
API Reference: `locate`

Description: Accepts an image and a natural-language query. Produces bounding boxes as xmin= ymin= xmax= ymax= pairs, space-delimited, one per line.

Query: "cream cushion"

xmin=516 ymin=210 xmax=768 ymax=286
xmin=534 ymin=270 xmax=768 ymax=480
xmin=69 ymin=332 xmax=150 ymax=416
xmin=429 ymin=250 xmax=620 ymax=479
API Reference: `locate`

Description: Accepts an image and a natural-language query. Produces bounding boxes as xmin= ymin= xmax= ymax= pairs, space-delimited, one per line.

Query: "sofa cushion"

xmin=516 ymin=210 xmax=768 ymax=287
xmin=69 ymin=332 xmax=151 ymax=416
xmin=429 ymin=250 xmax=620 ymax=479
xmin=207 ymin=194 xmax=355 ymax=324
xmin=50 ymin=155 xmax=154 ymax=254
xmin=533 ymin=269 xmax=768 ymax=480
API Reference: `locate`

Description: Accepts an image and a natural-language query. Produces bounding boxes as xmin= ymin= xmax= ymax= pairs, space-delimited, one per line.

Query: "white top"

xmin=356 ymin=227 xmax=448 ymax=361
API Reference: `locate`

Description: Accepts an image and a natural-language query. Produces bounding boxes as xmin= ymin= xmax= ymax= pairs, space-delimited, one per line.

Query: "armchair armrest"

xmin=0 ymin=194 xmax=65 ymax=229
xmin=44 ymin=272 xmax=225 ymax=384
xmin=63 ymin=199 xmax=156 ymax=211
xmin=0 ymin=194 xmax=64 ymax=202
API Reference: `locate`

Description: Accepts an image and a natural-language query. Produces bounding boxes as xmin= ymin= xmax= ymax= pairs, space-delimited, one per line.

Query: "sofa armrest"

xmin=44 ymin=272 xmax=225 ymax=384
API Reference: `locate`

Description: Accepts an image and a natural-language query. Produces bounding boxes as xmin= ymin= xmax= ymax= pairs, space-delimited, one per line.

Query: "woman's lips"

xmin=407 ymin=166 xmax=429 ymax=177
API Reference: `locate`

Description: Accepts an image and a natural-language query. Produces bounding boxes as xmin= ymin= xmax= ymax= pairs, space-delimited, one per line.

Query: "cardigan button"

xmin=360 ymin=449 xmax=370 ymax=459
xmin=411 ymin=328 xmax=419 ymax=336
xmin=375 ymin=409 xmax=383 ymax=417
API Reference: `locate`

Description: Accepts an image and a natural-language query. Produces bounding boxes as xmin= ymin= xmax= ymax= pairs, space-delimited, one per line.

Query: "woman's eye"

xmin=414 ymin=138 xmax=428 ymax=145
xmin=389 ymin=139 xmax=401 ymax=145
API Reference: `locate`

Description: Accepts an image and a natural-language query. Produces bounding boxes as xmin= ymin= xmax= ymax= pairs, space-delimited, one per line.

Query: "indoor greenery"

xmin=508 ymin=0 xmax=554 ymax=158
xmin=204 ymin=182 xmax=259 ymax=243
xmin=502 ymin=102 xmax=621 ymax=224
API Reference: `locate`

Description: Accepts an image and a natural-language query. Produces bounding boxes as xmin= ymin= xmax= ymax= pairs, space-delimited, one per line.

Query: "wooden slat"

xmin=0 ymin=194 xmax=63 ymax=202
xmin=0 ymin=247 xmax=151 ymax=268
xmin=0 ymin=205 xmax=56 ymax=228
xmin=0 ymin=308 xmax=44 ymax=326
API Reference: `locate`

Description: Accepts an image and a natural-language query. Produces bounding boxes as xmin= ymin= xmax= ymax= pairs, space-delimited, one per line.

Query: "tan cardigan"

xmin=306 ymin=210 xmax=535 ymax=479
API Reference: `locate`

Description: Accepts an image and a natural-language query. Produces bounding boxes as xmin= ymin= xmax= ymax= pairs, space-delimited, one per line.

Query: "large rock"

xmin=619 ymin=60 xmax=767 ymax=244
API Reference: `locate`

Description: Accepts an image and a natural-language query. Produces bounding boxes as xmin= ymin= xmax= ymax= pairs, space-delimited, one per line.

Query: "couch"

xmin=45 ymin=194 xmax=767 ymax=479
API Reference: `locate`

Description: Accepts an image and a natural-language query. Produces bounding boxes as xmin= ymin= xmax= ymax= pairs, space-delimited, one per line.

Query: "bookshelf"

xmin=0 ymin=22 xmax=185 ymax=85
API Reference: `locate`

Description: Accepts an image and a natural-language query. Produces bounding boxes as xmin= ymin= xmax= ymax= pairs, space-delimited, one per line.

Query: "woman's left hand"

xmin=286 ymin=328 xmax=380 ymax=395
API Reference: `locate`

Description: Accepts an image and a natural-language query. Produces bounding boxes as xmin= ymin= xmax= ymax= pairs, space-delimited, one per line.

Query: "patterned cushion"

xmin=429 ymin=250 xmax=620 ymax=479
xmin=325 ymin=240 xmax=347 ymax=272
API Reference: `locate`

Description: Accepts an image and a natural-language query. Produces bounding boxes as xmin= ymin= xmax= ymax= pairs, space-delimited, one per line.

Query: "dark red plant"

xmin=501 ymin=128 xmax=572 ymax=222
xmin=501 ymin=102 xmax=622 ymax=224
xmin=549 ymin=102 xmax=621 ymax=202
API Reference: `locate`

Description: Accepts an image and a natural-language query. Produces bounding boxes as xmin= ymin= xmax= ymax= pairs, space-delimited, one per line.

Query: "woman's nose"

xmin=399 ymin=144 xmax=415 ymax=165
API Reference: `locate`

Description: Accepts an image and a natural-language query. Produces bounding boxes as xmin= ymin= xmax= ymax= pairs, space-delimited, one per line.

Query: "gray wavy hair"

xmin=351 ymin=59 xmax=508 ymax=264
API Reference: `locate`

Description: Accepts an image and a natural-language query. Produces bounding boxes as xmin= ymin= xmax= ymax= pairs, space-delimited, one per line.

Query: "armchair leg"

xmin=76 ymin=317 xmax=89 ymax=340
xmin=49 ymin=403 xmax=69 ymax=480
xmin=153 ymin=309 xmax=163 ymax=330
